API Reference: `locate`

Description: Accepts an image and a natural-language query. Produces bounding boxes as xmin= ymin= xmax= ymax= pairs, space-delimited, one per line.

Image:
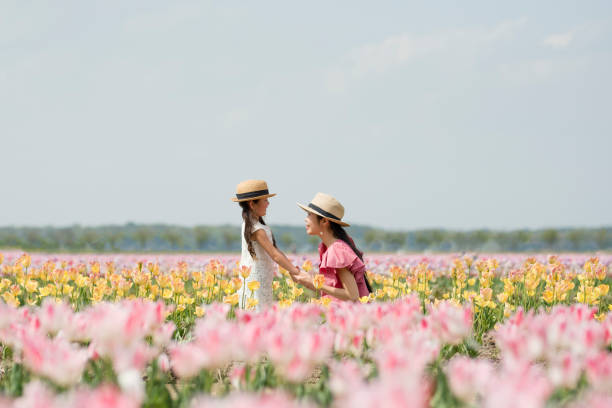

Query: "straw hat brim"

xmin=231 ymin=193 xmax=276 ymax=202
xmin=297 ymin=203 xmax=350 ymax=227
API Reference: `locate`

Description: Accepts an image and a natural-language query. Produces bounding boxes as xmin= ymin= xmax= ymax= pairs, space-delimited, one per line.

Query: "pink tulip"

xmin=446 ymin=356 xmax=493 ymax=403
xmin=190 ymin=391 xmax=314 ymax=408
xmin=157 ymin=353 xmax=170 ymax=373
xmin=13 ymin=381 xmax=56 ymax=408
xmin=427 ymin=301 xmax=473 ymax=345
xmin=66 ymin=385 xmax=141 ymax=408
xmin=168 ymin=342 xmax=208 ymax=378
xmin=328 ymin=359 xmax=369 ymax=401
xmin=36 ymin=299 xmax=74 ymax=337
xmin=482 ymin=361 xmax=552 ymax=408
xmin=585 ymin=352 xmax=612 ymax=392
xmin=229 ymin=363 xmax=247 ymax=389
xmin=21 ymin=334 xmax=88 ymax=387
xmin=339 ymin=376 xmax=429 ymax=408
xmin=547 ymin=352 xmax=582 ymax=388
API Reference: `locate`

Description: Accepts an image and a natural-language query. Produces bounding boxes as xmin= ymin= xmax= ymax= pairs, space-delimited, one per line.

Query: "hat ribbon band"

xmin=236 ymin=189 xmax=269 ymax=200
xmin=308 ymin=203 xmax=341 ymax=221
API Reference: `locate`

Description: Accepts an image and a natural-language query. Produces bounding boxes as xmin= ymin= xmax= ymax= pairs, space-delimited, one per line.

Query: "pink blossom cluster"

xmin=168 ymin=297 xmax=474 ymax=391
xmin=322 ymin=298 xmax=473 ymax=408
xmin=190 ymin=391 xmax=316 ymax=408
xmin=446 ymin=357 xmax=553 ymax=408
xmin=445 ymin=305 xmax=612 ymax=407
xmin=0 ymin=294 xmax=475 ymax=405
xmin=0 ymin=380 xmax=140 ymax=408
xmin=170 ymin=303 xmax=335 ymax=383
xmin=494 ymin=304 xmax=612 ymax=389
xmin=0 ymin=298 xmax=173 ymax=400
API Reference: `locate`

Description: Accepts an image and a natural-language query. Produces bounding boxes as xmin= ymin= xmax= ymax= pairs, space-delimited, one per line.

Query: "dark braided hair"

xmin=319 ymin=216 xmax=373 ymax=294
xmin=239 ymin=200 xmax=277 ymax=259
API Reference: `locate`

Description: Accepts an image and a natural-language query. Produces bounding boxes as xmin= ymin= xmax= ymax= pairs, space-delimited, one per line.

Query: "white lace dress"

xmin=238 ymin=220 xmax=276 ymax=310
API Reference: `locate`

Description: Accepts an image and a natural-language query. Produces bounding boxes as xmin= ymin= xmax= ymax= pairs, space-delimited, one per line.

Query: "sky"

xmin=1 ymin=1 xmax=611 ymax=231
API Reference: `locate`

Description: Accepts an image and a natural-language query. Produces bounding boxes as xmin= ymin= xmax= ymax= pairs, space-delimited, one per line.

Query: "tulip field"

xmin=0 ymin=252 xmax=611 ymax=407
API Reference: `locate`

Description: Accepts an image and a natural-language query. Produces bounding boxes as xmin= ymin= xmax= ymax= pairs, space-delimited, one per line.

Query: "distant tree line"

xmin=0 ymin=224 xmax=610 ymax=253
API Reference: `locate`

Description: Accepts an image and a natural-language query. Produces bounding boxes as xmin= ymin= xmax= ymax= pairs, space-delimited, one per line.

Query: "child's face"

xmin=249 ymin=198 xmax=269 ymax=218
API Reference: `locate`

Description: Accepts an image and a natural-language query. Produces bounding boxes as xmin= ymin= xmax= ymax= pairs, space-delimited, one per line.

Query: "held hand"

xmin=293 ymin=270 xmax=311 ymax=285
xmin=288 ymin=265 xmax=300 ymax=281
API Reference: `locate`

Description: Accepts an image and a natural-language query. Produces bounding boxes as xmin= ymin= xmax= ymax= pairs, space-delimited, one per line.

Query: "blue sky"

xmin=1 ymin=1 xmax=611 ymax=230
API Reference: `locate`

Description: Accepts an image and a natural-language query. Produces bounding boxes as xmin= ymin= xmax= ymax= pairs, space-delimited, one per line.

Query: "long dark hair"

xmin=239 ymin=200 xmax=277 ymax=259
xmin=320 ymin=216 xmax=373 ymax=294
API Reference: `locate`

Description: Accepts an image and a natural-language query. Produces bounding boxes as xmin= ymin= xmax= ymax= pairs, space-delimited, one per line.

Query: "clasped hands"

xmin=289 ymin=266 xmax=311 ymax=286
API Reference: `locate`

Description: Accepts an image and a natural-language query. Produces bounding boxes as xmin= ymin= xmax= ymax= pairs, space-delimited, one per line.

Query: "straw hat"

xmin=231 ymin=180 xmax=276 ymax=202
xmin=297 ymin=192 xmax=350 ymax=227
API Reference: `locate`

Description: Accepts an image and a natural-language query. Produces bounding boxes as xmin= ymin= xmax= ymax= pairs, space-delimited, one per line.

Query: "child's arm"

xmin=252 ymin=230 xmax=300 ymax=275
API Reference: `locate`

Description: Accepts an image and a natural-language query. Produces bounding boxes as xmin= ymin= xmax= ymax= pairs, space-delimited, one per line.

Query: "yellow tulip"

xmin=19 ymin=254 xmax=31 ymax=268
xmin=10 ymin=285 xmax=22 ymax=297
xmin=246 ymin=298 xmax=259 ymax=310
xmin=0 ymin=279 xmax=10 ymax=290
xmin=542 ymin=289 xmax=554 ymax=304
xmin=320 ymin=296 xmax=332 ymax=307
xmin=39 ymin=286 xmax=52 ymax=297
xmin=497 ymin=292 xmax=508 ymax=303
xmin=223 ymin=293 xmax=239 ymax=306
xmin=247 ymin=280 xmax=260 ymax=292
xmin=313 ymin=274 xmax=325 ymax=290
xmin=195 ymin=306 xmax=205 ymax=317
xmin=292 ymin=286 xmax=303 ymax=298
xmin=278 ymin=298 xmax=293 ymax=308
xmin=75 ymin=275 xmax=90 ymax=288
xmin=91 ymin=262 xmax=100 ymax=275
xmin=302 ymin=260 xmax=313 ymax=273
xmin=239 ymin=266 xmax=251 ymax=279
xmin=25 ymin=279 xmax=38 ymax=293
xmin=2 ymin=292 xmax=19 ymax=307
xmin=231 ymin=277 xmax=242 ymax=291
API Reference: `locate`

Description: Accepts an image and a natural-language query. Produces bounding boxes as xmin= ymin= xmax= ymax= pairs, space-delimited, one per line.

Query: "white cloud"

xmin=542 ymin=31 xmax=574 ymax=48
xmin=325 ymin=17 xmax=527 ymax=92
xmin=498 ymin=56 xmax=589 ymax=83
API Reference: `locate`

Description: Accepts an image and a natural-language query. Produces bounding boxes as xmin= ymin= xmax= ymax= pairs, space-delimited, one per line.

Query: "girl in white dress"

xmin=232 ymin=180 xmax=300 ymax=310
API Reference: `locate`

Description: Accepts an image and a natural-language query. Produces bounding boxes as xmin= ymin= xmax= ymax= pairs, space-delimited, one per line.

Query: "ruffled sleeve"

xmin=251 ymin=222 xmax=265 ymax=233
xmin=320 ymin=241 xmax=358 ymax=270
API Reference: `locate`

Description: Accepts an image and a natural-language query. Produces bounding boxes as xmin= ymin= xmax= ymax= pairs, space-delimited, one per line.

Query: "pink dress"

xmin=318 ymin=240 xmax=370 ymax=300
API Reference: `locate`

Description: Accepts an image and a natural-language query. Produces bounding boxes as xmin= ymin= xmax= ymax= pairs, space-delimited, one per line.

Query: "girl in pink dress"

xmin=294 ymin=193 xmax=372 ymax=301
